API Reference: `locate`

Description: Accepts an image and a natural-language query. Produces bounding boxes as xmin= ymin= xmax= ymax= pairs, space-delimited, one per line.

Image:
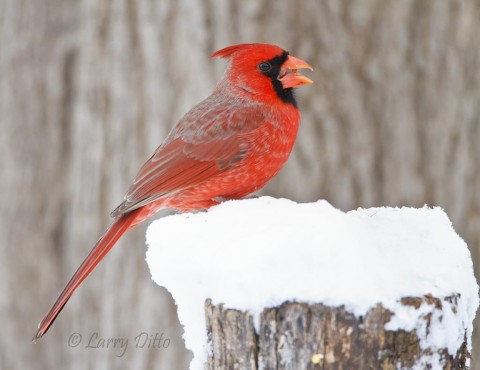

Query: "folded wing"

xmin=111 ymin=103 xmax=266 ymax=217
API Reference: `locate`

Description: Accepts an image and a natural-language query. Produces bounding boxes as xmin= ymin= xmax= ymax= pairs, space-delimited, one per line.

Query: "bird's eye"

xmin=258 ymin=62 xmax=272 ymax=73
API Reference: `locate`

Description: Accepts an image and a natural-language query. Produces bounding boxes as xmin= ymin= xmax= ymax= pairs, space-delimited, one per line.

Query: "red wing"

xmin=111 ymin=103 xmax=266 ymax=217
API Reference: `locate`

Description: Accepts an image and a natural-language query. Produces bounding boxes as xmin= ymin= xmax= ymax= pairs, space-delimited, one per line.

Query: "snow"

xmin=145 ymin=196 xmax=479 ymax=370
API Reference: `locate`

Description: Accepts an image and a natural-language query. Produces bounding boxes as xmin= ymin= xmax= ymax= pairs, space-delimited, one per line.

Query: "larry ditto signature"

xmin=67 ymin=331 xmax=170 ymax=357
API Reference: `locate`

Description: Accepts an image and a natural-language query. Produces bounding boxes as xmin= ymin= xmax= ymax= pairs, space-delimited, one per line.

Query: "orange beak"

xmin=278 ymin=55 xmax=313 ymax=88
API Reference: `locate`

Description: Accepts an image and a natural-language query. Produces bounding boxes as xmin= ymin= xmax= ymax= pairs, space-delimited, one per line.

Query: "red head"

xmin=211 ymin=43 xmax=313 ymax=106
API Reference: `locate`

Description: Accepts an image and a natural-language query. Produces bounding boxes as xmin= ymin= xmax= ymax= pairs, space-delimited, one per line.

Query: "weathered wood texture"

xmin=1 ymin=1 xmax=479 ymax=369
xmin=205 ymin=297 xmax=469 ymax=370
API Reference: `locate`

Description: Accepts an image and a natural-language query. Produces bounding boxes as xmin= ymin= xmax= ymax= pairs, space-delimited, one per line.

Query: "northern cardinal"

xmin=34 ymin=43 xmax=312 ymax=341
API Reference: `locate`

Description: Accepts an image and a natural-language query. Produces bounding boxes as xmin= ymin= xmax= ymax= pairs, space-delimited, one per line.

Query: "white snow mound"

xmin=145 ymin=196 xmax=479 ymax=370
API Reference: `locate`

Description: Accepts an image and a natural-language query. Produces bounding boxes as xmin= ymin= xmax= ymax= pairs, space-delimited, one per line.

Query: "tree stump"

xmin=205 ymin=296 xmax=470 ymax=370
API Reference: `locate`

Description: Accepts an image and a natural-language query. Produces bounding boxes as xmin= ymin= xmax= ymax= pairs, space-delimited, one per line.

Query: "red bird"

xmin=34 ymin=43 xmax=312 ymax=341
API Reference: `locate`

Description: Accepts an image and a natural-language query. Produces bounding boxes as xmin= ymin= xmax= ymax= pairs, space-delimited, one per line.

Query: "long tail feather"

xmin=33 ymin=211 xmax=138 ymax=342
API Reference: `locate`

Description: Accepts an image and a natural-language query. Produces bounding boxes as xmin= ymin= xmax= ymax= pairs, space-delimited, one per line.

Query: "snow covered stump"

xmin=146 ymin=197 xmax=479 ymax=370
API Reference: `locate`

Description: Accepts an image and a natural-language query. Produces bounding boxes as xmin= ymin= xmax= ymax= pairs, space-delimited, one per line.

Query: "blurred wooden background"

xmin=1 ymin=0 xmax=479 ymax=369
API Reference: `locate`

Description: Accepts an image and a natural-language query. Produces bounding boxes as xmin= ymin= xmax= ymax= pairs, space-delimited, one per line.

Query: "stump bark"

xmin=205 ymin=295 xmax=469 ymax=370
